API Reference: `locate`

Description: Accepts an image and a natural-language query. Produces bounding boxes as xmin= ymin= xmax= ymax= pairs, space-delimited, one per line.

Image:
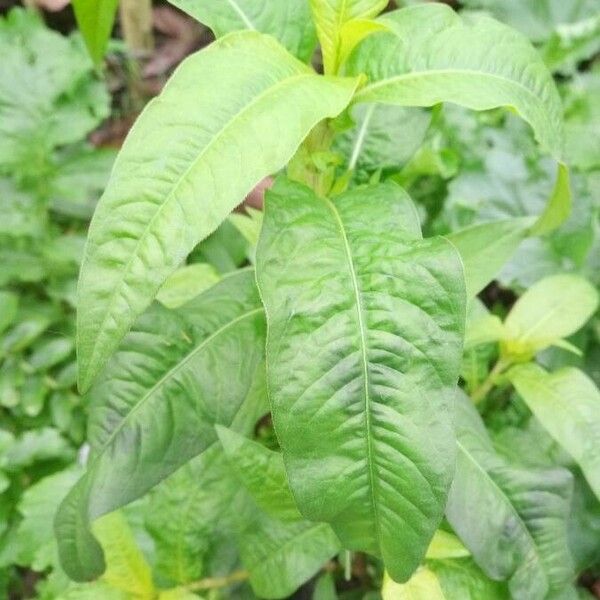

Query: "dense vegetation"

xmin=1 ymin=1 xmax=599 ymax=599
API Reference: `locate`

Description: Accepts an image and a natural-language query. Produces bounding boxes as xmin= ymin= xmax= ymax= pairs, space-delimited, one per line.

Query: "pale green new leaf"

xmin=310 ymin=0 xmax=388 ymax=73
xmin=256 ymin=178 xmax=466 ymax=581
xmin=426 ymin=531 xmax=469 ymax=560
xmin=169 ymin=0 xmax=317 ymax=62
xmin=56 ymin=270 xmax=266 ymax=582
xmin=348 ymin=3 xmax=565 ymax=160
xmin=446 ymin=393 xmax=575 ymax=600
xmin=72 ymin=0 xmax=119 ymax=64
xmin=383 ymin=559 xmax=508 ymax=600
xmin=156 ymin=263 xmax=220 ymax=309
xmin=502 ymin=274 xmax=598 ymax=359
xmin=77 ymin=31 xmax=357 ymax=391
xmin=218 ymin=427 xmax=341 ymax=598
xmin=447 ymin=217 xmax=533 ymax=298
xmin=92 ymin=512 xmax=155 ymax=598
xmin=509 ymin=363 xmax=600 ymax=502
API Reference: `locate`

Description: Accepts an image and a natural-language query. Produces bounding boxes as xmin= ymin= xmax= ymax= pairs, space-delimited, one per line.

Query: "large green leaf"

xmin=168 ymin=0 xmax=317 ymax=62
xmin=72 ymin=0 xmax=119 ymax=64
xmin=446 ymin=393 xmax=575 ymax=600
xmin=348 ymin=3 xmax=564 ymax=160
xmin=256 ymin=178 xmax=466 ymax=581
xmin=218 ymin=427 xmax=340 ymax=598
xmin=55 ymin=270 xmax=266 ymax=581
xmin=77 ymin=32 xmax=357 ymax=392
xmin=310 ymin=0 xmax=387 ymax=73
xmin=509 ymin=364 xmax=600 ymax=502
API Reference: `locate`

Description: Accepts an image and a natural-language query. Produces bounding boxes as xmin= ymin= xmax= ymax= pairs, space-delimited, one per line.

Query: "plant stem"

xmin=470 ymin=358 xmax=511 ymax=404
xmin=182 ymin=570 xmax=249 ymax=592
xmin=119 ymin=0 xmax=154 ymax=57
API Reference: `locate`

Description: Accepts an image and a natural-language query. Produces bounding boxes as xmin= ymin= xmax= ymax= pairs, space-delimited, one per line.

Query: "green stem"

xmin=180 ymin=570 xmax=249 ymax=592
xmin=470 ymin=358 xmax=511 ymax=404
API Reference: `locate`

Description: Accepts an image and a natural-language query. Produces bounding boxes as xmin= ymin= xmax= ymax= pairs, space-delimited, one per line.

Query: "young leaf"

xmin=509 ymin=363 xmax=600 ymax=502
xmin=348 ymin=3 xmax=564 ymax=160
xmin=501 ymin=274 xmax=598 ymax=360
xmin=168 ymin=0 xmax=318 ymax=62
xmin=446 ymin=393 xmax=575 ymax=600
xmin=383 ymin=559 xmax=509 ymax=600
xmin=77 ymin=31 xmax=358 ymax=392
xmin=156 ymin=263 xmax=220 ymax=309
xmin=309 ymin=0 xmax=388 ymax=73
xmin=256 ymin=178 xmax=466 ymax=581
xmin=218 ymin=428 xmax=341 ymax=598
xmin=56 ymin=271 xmax=266 ymax=581
xmin=92 ymin=512 xmax=155 ymax=598
xmin=447 ymin=217 xmax=534 ymax=298
xmin=72 ymin=0 xmax=119 ymax=64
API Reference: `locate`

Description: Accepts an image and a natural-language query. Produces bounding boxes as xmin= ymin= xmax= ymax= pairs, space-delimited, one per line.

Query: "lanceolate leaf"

xmin=218 ymin=428 xmax=340 ymax=598
xmin=501 ymin=274 xmax=598 ymax=359
xmin=56 ymin=270 xmax=266 ymax=581
xmin=509 ymin=364 xmax=600 ymax=502
xmin=447 ymin=217 xmax=534 ymax=298
xmin=310 ymin=0 xmax=388 ymax=73
xmin=168 ymin=0 xmax=318 ymax=62
xmin=217 ymin=426 xmax=302 ymax=522
xmin=72 ymin=0 xmax=119 ymax=64
xmin=348 ymin=3 xmax=565 ymax=160
xmin=256 ymin=178 xmax=466 ymax=581
xmin=446 ymin=393 xmax=575 ymax=600
xmin=77 ymin=31 xmax=357 ymax=391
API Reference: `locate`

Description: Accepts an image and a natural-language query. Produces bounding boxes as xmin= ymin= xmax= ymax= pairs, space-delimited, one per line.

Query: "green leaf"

xmin=530 ymin=163 xmax=571 ymax=235
xmin=168 ymin=0 xmax=317 ymax=62
xmin=0 ymin=9 xmax=110 ymax=172
xmin=256 ymin=178 xmax=466 ymax=581
xmin=56 ymin=270 xmax=266 ymax=582
xmin=156 ymin=263 xmax=220 ymax=309
xmin=217 ymin=427 xmax=341 ymax=597
xmin=92 ymin=512 xmax=155 ymax=598
xmin=11 ymin=468 xmax=81 ymax=571
xmin=309 ymin=0 xmax=388 ymax=73
xmin=28 ymin=338 xmax=74 ymax=372
xmin=509 ymin=363 xmax=600 ymax=503
xmin=461 ymin=0 xmax=599 ymax=43
xmin=77 ymin=31 xmax=357 ymax=392
xmin=426 ymin=531 xmax=470 ymax=560
xmin=216 ymin=426 xmax=302 ymax=522
xmin=334 ymin=104 xmax=430 ymax=181
xmin=446 ymin=392 xmax=575 ymax=600
xmin=144 ymin=446 xmax=241 ymax=585
xmin=348 ymin=3 xmax=565 ymax=160
xmin=447 ymin=217 xmax=534 ymax=298
xmin=383 ymin=559 xmax=508 ymax=600
xmin=72 ymin=0 xmax=119 ymax=64
xmin=0 ymin=291 xmax=18 ymax=335
xmin=501 ymin=274 xmax=599 ymax=360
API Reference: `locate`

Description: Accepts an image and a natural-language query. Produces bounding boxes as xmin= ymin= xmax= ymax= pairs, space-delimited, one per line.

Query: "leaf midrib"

xmin=81 ymin=69 xmax=315 ymax=383
xmin=225 ymin=0 xmax=256 ymax=30
xmin=356 ymin=68 xmax=548 ymax=116
xmin=324 ymin=197 xmax=382 ymax=550
xmin=96 ymin=307 xmax=264 ymax=455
